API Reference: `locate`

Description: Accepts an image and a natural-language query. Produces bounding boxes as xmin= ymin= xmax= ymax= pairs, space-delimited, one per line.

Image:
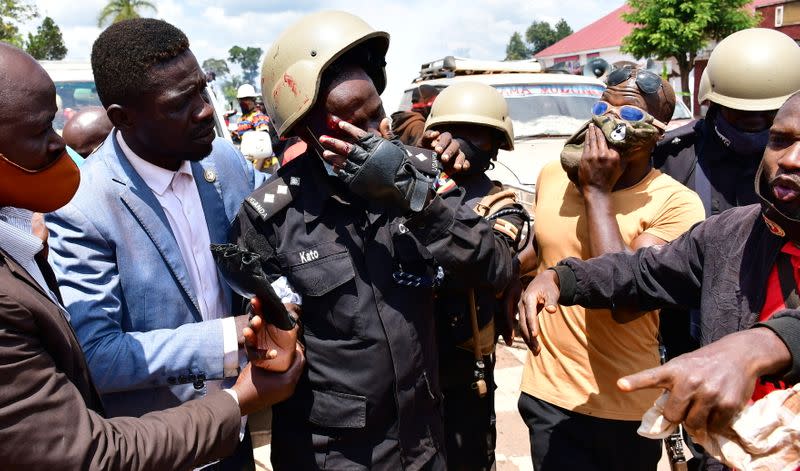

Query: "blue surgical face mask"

xmin=713 ymin=113 xmax=770 ymax=156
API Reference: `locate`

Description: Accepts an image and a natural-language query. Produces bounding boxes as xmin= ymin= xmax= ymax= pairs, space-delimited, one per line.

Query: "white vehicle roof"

xmin=39 ymin=60 xmax=94 ymax=82
xmin=410 ymin=72 xmax=604 ymax=89
xmin=415 ymin=56 xmax=543 ymax=81
xmin=38 ymin=60 xmax=233 ymax=143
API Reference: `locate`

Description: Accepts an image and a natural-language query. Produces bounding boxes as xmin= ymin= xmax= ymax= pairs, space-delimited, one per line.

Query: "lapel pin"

xmin=203 ymin=169 xmax=217 ymax=183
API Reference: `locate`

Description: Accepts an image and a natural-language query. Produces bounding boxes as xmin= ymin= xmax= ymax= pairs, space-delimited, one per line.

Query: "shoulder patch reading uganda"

xmin=245 ymin=176 xmax=299 ymax=221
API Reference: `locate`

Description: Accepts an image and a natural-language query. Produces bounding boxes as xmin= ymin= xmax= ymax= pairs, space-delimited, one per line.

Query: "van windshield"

xmin=54 ymin=81 xmax=103 ymax=132
xmin=494 ymin=84 xmax=604 ymax=138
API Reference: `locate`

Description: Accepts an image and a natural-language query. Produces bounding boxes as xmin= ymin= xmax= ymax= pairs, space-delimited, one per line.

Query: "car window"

xmin=398 ymin=85 xmax=447 ymax=112
xmin=494 ymin=84 xmax=604 ymax=138
xmin=54 ymin=81 xmax=103 ymax=132
xmin=398 ymin=90 xmax=414 ymax=112
xmin=672 ymin=99 xmax=692 ymax=120
xmin=50 ymin=79 xmax=231 ymax=143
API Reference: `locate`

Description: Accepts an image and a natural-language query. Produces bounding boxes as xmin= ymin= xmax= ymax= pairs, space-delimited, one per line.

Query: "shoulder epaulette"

xmin=657 ymin=121 xmax=699 ymax=150
xmin=245 ymin=172 xmax=301 ymax=221
xmin=403 ymin=144 xmax=440 ymax=178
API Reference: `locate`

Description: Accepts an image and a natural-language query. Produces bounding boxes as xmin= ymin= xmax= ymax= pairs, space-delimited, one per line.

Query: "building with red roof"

xmin=535 ymin=4 xmax=634 ymax=69
xmin=756 ymin=0 xmax=800 ymax=39
xmin=536 ymin=0 xmax=778 ymax=69
xmin=535 ymin=0 xmax=790 ymax=114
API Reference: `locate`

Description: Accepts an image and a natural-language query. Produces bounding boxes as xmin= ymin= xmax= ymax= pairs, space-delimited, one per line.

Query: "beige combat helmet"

xmin=260 ymin=11 xmax=389 ymax=137
xmin=424 ymin=82 xmax=515 ymax=151
xmin=700 ymin=28 xmax=800 ymax=111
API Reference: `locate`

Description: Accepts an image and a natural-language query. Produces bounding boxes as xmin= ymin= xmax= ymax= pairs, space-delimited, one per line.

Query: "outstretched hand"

xmin=617 ymin=328 xmax=792 ymax=438
xmin=516 ymin=269 xmax=560 ymax=354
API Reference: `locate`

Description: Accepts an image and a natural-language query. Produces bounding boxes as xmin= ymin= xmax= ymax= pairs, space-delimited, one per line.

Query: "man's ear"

xmin=106 ymin=104 xmax=133 ymax=132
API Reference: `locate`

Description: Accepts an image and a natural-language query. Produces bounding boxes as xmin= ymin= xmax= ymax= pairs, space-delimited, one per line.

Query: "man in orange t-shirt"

xmin=515 ymin=67 xmax=704 ymax=470
xmin=521 ymin=92 xmax=800 ymax=470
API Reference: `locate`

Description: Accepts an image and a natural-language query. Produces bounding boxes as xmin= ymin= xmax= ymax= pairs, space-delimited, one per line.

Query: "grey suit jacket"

xmin=47 ymin=132 xmax=266 ymax=417
xmin=0 ymin=247 xmax=241 ymax=470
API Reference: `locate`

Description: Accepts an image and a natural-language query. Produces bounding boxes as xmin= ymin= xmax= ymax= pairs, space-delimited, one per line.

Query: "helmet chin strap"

xmin=755 ymin=161 xmax=800 ymax=239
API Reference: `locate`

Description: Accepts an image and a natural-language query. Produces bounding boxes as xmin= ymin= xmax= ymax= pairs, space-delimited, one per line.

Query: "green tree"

xmin=228 ymin=46 xmax=263 ymax=85
xmin=504 ymin=18 xmax=572 ymax=60
xmin=505 ymin=32 xmax=530 ymax=60
xmin=0 ymin=0 xmax=38 ymax=47
xmin=25 ymin=16 xmax=67 ymax=60
xmin=221 ymin=74 xmax=244 ymax=105
xmin=525 ymin=21 xmax=557 ymax=55
xmin=526 ymin=19 xmax=572 ymax=55
xmin=97 ymin=0 xmax=156 ymax=28
xmin=202 ymin=58 xmax=229 ymax=78
xmin=554 ymin=18 xmax=573 ymax=40
xmin=622 ymin=0 xmax=758 ymax=106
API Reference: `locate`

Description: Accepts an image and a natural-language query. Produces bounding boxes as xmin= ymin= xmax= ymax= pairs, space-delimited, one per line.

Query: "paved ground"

xmin=493 ymin=343 xmax=534 ymax=470
xmin=252 ymin=343 xmax=678 ymax=470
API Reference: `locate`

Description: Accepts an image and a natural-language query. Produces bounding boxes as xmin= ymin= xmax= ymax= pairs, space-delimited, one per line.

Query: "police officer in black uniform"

xmin=654 ymin=28 xmax=800 ymax=217
xmin=423 ymin=82 xmax=528 ymax=471
xmin=230 ymin=11 xmax=519 ymax=471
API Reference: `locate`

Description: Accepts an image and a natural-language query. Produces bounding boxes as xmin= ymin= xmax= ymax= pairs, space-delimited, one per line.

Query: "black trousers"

xmin=440 ymin=349 xmax=496 ymax=471
xmin=271 ymin=410 xmax=447 ymax=471
xmin=518 ymin=393 xmax=661 ymax=471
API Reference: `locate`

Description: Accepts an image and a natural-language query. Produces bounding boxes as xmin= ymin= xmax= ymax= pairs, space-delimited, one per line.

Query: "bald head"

xmin=0 ymin=43 xmax=55 ymax=122
xmin=0 ymin=43 xmax=64 ymax=172
xmin=63 ymin=107 xmax=113 ymax=157
xmin=604 ymin=67 xmax=676 ymax=125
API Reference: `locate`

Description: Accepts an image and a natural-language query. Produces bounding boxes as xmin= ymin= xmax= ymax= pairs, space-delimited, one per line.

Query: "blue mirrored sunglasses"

xmin=591 ymin=101 xmax=666 ymax=130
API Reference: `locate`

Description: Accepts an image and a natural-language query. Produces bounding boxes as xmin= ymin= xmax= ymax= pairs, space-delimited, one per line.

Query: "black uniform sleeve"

xmin=228 ymin=202 xmax=283 ymax=283
xmin=757 ymin=310 xmax=800 ymax=385
xmin=404 ymin=190 xmax=522 ymax=291
xmin=554 ymin=217 xmax=707 ymax=311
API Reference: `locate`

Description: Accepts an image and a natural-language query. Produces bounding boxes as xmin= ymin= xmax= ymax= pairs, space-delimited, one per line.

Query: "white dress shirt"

xmin=0 ymin=207 xmax=66 ymax=314
xmin=117 ymin=134 xmax=240 ymax=378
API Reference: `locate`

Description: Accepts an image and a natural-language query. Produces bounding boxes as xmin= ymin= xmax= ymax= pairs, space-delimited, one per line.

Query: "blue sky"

xmin=27 ymin=0 xmax=624 ymax=110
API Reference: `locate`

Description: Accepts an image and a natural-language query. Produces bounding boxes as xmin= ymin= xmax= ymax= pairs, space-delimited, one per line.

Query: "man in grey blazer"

xmin=46 ymin=19 xmax=270 ymax=466
xmin=0 ymin=41 xmax=303 ymax=471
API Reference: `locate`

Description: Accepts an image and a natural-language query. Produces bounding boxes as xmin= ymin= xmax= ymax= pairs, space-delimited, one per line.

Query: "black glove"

xmin=211 ymin=243 xmax=295 ymax=331
xmin=338 ymin=134 xmax=437 ymax=212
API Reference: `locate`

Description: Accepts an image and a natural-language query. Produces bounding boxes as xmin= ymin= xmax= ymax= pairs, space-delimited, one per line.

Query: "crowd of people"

xmin=0 ymin=9 xmax=798 ymax=471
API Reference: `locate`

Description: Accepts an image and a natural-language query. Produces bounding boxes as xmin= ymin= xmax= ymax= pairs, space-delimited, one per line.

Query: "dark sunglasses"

xmin=606 ymin=66 xmax=663 ymax=95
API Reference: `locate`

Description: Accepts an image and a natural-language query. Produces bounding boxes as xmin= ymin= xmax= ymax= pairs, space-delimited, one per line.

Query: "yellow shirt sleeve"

xmin=643 ymin=186 xmax=705 ymax=243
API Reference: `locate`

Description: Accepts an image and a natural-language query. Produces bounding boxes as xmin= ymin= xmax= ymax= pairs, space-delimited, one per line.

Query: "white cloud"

xmin=27 ymin=0 xmax=623 ymax=110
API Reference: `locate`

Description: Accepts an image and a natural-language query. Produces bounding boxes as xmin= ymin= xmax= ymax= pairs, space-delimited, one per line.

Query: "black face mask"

xmin=454 ymin=137 xmax=497 ymax=176
xmin=713 ymin=112 xmax=770 ymax=156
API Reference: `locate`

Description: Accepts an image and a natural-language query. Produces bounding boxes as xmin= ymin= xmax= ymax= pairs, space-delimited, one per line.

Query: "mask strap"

xmin=0 ymin=151 xmax=65 ymax=173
